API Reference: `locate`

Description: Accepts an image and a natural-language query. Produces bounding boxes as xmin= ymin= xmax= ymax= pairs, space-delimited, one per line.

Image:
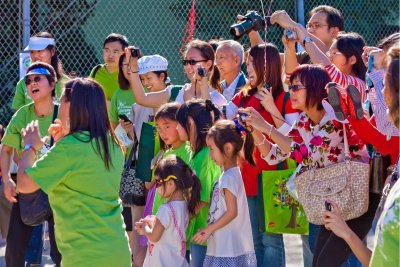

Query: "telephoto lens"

xmin=229 ymin=11 xmax=270 ymax=40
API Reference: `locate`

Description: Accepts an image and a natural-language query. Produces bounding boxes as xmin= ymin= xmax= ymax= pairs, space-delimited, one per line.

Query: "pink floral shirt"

xmin=264 ymin=112 xmax=369 ymax=168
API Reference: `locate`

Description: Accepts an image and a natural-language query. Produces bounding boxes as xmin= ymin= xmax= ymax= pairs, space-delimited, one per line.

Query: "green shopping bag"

xmin=260 ymin=159 xmax=309 ymax=234
xmin=136 ymin=121 xmax=160 ymax=182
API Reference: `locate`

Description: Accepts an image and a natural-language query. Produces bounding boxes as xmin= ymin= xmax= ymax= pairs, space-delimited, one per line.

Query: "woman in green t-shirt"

xmin=1 ymin=62 xmax=62 ymax=266
xmin=176 ymin=99 xmax=222 ymax=267
xmin=12 ymin=31 xmax=69 ymax=110
xmin=16 ymin=78 xmax=131 ymax=267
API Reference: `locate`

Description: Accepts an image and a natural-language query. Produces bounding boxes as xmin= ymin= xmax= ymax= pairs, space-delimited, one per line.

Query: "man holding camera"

xmin=89 ymin=33 xmax=129 ymax=108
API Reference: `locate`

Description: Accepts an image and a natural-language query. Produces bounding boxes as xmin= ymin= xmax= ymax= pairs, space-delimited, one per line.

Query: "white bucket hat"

xmin=24 ymin=37 xmax=55 ymax=51
xmin=138 ymin=55 xmax=168 ymax=75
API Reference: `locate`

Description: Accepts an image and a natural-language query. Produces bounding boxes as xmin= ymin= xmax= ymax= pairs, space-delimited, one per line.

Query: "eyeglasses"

xmin=182 ymin=59 xmax=207 ymax=66
xmin=306 ymin=23 xmax=329 ymax=30
xmin=25 ymin=76 xmax=43 ymax=86
xmin=288 ymin=84 xmax=306 ymax=92
xmin=326 ymin=50 xmax=343 ymax=57
xmin=155 ymin=175 xmax=177 ymax=188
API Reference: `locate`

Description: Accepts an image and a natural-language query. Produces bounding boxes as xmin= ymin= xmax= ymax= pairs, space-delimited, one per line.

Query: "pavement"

xmin=0 ymin=234 xmax=305 ymax=267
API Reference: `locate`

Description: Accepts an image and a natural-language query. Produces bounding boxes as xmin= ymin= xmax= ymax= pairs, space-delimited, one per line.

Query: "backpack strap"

xmin=90 ymin=64 xmax=103 ymax=79
xmin=50 ymin=104 xmax=59 ymax=147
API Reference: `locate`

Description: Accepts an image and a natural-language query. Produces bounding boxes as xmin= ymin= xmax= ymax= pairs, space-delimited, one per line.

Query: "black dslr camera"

xmin=130 ymin=47 xmax=140 ymax=58
xmin=229 ymin=11 xmax=271 ymax=40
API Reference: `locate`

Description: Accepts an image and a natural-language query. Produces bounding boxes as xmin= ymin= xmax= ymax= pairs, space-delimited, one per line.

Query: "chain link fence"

xmin=0 ymin=0 xmax=398 ymax=125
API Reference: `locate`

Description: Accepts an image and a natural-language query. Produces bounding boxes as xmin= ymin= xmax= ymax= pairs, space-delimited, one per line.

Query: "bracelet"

xmin=254 ymin=135 xmax=266 ymax=146
xmin=268 ymin=125 xmax=273 ymax=139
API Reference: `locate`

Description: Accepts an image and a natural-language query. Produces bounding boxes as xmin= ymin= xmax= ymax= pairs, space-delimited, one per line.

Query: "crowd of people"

xmin=0 ymin=4 xmax=399 ymax=267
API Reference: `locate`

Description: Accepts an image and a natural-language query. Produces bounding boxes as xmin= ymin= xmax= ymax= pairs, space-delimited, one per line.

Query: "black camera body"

xmin=229 ymin=11 xmax=271 ymax=40
xmin=197 ymin=66 xmax=207 ymax=77
xmin=130 ymin=47 xmax=140 ymax=58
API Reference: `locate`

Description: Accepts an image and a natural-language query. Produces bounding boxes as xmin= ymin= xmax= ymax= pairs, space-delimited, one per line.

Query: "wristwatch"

xmin=303 ymin=37 xmax=313 ymax=46
xmin=23 ymin=144 xmax=38 ymax=154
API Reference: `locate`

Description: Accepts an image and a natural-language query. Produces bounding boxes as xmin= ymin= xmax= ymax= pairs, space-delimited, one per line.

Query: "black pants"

xmin=312 ymin=193 xmax=380 ymax=267
xmin=5 ymin=198 xmax=62 ymax=267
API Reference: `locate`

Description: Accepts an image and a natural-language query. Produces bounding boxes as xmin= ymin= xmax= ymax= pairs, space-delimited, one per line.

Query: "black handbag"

xmin=119 ymin=142 xmax=146 ymax=206
xmin=369 ymin=151 xmax=392 ymax=194
xmin=19 ymin=105 xmax=58 ymax=226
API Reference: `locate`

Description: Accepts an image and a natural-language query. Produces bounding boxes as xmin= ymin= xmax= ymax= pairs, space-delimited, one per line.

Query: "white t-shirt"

xmin=143 ymin=201 xmax=189 ymax=267
xmin=206 ymin=167 xmax=255 ymax=258
xmin=169 ymin=83 xmax=227 ymax=108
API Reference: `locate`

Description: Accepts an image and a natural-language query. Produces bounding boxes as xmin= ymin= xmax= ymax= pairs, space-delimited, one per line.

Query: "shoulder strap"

xmin=169 ymin=86 xmax=183 ymax=102
xmin=166 ymin=202 xmax=187 ymax=257
xmin=125 ymin=142 xmax=139 ymax=169
xmin=281 ymin=92 xmax=290 ymax=117
xmin=90 ymin=64 xmax=103 ymax=79
xmin=50 ymin=105 xmax=59 ymax=147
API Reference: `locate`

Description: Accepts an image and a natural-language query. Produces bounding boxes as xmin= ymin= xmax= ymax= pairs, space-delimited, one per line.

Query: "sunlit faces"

xmin=103 ymin=41 xmax=124 ymax=69
xmin=328 ymin=42 xmax=355 ymax=75
xmin=307 ymin=12 xmax=336 ymax=46
xmin=25 ymin=74 xmax=54 ymax=102
xmin=246 ymin=55 xmax=258 ymax=87
xmin=215 ymin=46 xmax=240 ymax=77
xmin=206 ymin=136 xmax=225 ymax=166
xmin=289 ymin=77 xmax=307 ymax=111
xmin=140 ymin=72 xmax=165 ymax=92
xmin=156 ymin=118 xmax=180 ymax=147
xmin=183 ymin=48 xmax=212 ymax=82
xmin=30 ymin=48 xmax=54 ymax=65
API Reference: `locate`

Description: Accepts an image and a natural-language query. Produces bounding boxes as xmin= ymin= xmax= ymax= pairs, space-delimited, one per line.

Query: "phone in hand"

xmin=118 ymin=114 xmax=132 ymax=124
xmin=325 ymin=201 xmax=332 ymax=212
xmin=238 ymin=112 xmax=248 ymax=124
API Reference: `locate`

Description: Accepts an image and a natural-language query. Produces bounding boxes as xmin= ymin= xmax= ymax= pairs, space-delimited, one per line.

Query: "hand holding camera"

xmin=124 ymin=46 xmax=141 ymax=74
xmin=270 ymin=10 xmax=297 ymax=29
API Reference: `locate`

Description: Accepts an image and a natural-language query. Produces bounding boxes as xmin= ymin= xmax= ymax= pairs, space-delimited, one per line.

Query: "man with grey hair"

xmin=215 ymin=40 xmax=247 ymax=101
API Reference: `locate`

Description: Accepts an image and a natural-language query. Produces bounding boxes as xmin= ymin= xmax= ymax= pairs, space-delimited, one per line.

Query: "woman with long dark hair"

xmin=15 ymin=78 xmax=131 ymax=267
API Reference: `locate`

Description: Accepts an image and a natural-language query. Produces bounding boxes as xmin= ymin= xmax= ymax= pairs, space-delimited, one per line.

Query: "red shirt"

xmin=232 ymin=90 xmax=298 ymax=196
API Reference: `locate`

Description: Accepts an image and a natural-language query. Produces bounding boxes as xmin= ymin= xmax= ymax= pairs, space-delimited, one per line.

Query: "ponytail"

xmin=209 ymin=65 xmax=222 ymax=93
xmin=243 ymin=132 xmax=255 ymax=166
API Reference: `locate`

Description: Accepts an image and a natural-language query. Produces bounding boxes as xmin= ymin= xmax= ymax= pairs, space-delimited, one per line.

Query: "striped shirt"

xmin=325 ymin=64 xmax=367 ymax=103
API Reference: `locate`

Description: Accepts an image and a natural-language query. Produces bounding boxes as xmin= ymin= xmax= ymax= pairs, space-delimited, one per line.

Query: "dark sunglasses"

xmin=25 ymin=76 xmax=43 ymax=86
xmin=182 ymin=59 xmax=207 ymax=66
xmin=288 ymin=84 xmax=306 ymax=92
xmin=155 ymin=175 xmax=177 ymax=188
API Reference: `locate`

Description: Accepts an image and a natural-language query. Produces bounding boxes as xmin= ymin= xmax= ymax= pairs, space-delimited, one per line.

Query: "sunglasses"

xmin=288 ymin=84 xmax=306 ymax=92
xmin=182 ymin=59 xmax=207 ymax=66
xmin=155 ymin=175 xmax=177 ymax=188
xmin=25 ymin=76 xmax=43 ymax=86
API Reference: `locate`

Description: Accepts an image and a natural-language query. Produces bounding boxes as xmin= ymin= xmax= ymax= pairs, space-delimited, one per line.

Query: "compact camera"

xmin=197 ymin=66 xmax=207 ymax=77
xmin=284 ymin=29 xmax=297 ymax=40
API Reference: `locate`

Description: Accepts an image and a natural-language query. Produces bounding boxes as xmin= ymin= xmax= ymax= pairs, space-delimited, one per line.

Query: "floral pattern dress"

xmin=264 ymin=112 xmax=368 ymax=168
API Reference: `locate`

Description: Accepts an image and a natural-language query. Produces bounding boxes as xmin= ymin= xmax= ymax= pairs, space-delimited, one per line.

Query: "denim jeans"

xmin=301 ymin=223 xmax=321 ymax=267
xmin=247 ymin=196 xmax=285 ymax=267
xmin=25 ymin=224 xmax=43 ymax=264
xmin=189 ymin=243 xmax=207 ymax=267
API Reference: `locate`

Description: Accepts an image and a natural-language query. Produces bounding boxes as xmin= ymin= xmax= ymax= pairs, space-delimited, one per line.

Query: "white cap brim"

xmin=24 ymin=37 xmax=55 ymax=51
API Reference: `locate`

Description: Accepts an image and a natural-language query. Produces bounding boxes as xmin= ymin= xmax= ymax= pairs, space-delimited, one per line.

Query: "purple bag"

xmin=140 ymin=184 xmax=156 ymax=246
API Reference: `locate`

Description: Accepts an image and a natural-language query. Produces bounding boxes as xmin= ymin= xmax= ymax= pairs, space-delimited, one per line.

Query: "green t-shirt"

xmin=25 ymin=132 xmax=131 ymax=267
xmin=2 ymin=103 xmax=56 ymax=156
xmin=90 ymin=64 xmax=119 ymax=101
xmin=109 ymin=88 xmax=136 ymax=123
xmin=12 ymin=75 xmax=70 ymax=110
xmin=370 ymin=179 xmax=400 ymax=266
xmin=152 ymin=142 xmax=192 ymax=215
xmin=187 ymin=147 xmax=221 ymax=245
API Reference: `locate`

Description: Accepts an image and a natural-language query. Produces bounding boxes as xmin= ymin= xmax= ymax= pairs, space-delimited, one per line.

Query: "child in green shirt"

xmin=176 ymin=99 xmax=222 ymax=266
